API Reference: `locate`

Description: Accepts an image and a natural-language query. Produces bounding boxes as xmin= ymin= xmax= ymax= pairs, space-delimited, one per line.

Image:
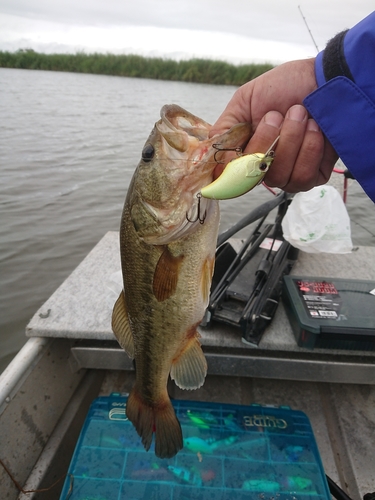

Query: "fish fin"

xmin=111 ymin=291 xmax=135 ymax=359
xmin=201 ymin=256 xmax=215 ymax=305
xmin=153 ymin=246 xmax=184 ymax=302
xmin=170 ymin=334 xmax=207 ymax=390
xmin=126 ymin=387 xmax=183 ymax=459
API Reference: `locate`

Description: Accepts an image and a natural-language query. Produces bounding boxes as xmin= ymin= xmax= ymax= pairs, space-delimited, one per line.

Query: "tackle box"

xmin=283 ymin=276 xmax=375 ymax=350
xmin=60 ymin=394 xmax=331 ymax=500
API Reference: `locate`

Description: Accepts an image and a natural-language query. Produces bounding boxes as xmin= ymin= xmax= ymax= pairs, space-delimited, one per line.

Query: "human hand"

xmin=210 ymin=59 xmax=338 ymax=192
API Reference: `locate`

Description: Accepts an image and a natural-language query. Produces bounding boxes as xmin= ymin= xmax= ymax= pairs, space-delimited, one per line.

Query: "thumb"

xmin=209 ymin=86 xmax=254 ymax=138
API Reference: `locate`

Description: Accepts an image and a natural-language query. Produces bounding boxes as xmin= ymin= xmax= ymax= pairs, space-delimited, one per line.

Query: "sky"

xmin=0 ymin=1 xmax=374 ymax=64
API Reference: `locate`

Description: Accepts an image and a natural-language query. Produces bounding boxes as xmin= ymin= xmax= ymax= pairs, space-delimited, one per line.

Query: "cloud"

xmin=0 ymin=13 xmax=316 ymax=64
xmin=1 ymin=0 xmax=373 ymax=43
xmin=0 ymin=1 xmax=374 ymax=63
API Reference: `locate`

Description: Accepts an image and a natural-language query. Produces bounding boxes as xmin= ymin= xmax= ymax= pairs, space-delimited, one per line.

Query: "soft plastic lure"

xmin=242 ymin=479 xmax=280 ymax=492
xmin=200 ymin=136 xmax=279 ymax=200
xmin=186 ymin=409 xmax=218 ymax=428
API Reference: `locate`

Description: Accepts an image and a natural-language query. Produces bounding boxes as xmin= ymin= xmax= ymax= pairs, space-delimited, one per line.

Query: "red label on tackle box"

xmin=295 ymin=280 xmax=343 ymax=320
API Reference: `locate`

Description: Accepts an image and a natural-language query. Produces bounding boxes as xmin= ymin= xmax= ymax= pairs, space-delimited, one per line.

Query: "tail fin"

xmin=126 ymin=387 xmax=183 ymax=459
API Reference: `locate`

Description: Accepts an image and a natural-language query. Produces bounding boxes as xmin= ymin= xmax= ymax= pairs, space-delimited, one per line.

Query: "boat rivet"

xmin=5 ymin=396 xmax=10 ymax=403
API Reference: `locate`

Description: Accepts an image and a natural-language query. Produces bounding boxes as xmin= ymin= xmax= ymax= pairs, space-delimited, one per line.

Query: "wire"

xmin=326 ymin=474 xmax=353 ymax=500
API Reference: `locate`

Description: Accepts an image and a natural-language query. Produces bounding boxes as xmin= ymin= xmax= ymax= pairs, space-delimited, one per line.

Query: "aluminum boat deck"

xmin=1 ymin=231 xmax=374 ymax=499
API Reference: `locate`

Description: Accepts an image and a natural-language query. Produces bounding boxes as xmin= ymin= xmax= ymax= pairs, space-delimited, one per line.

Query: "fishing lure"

xmin=242 ymin=479 xmax=280 ymax=492
xmin=200 ymin=136 xmax=280 ymax=200
xmin=284 ymin=475 xmax=314 ymax=491
xmin=209 ymin=435 xmax=238 ymax=450
xmin=167 ymin=465 xmax=203 ymax=487
xmin=183 ymin=436 xmax=214 ymax=454
xmin=186 ymin=409 xmax=218 ymax=428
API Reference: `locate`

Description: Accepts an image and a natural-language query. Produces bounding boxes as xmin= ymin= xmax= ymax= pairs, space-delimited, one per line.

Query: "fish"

xmin=111 ymin=104 xmax=251 ymax=459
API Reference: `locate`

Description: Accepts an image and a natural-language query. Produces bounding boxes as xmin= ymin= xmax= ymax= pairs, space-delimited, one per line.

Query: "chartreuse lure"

xmin=201 ymin=136 xmax=279 ymax=200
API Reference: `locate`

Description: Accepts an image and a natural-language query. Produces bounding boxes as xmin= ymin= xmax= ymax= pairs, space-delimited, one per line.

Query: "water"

xmin=0 ymin=68 xmax=374 ymax=374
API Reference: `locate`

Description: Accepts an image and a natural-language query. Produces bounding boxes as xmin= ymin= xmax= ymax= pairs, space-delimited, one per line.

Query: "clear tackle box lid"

xmin=60 ymin=394 xmax=330 ymax=500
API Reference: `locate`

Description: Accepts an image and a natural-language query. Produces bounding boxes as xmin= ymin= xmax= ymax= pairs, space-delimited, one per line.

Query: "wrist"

xmin=301 ymin=57 xmax=318 ymax=95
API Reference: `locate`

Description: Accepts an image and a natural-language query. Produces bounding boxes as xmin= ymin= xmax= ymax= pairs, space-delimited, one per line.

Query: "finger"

xmin=264 ymin=105 xmax=309 ymax=189
xmin=317 ymin=140 xmax=339 ymax=185
xmin=213 ymin=109 xmax=283 ymax=180
xmin=243 ymin=110 xmax=283 ymax=154
xmin=280 ymin=118 xmax=325 ymax=192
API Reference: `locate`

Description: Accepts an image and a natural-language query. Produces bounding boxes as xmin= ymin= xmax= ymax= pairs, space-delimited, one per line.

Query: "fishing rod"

xmin=298 ymin=6 xmax=355 ymax=205
xmin=298 ymin=5 xmax=319 ymax=52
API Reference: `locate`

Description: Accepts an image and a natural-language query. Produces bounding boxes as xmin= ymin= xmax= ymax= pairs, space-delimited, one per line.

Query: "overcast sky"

xmin=0 ymin=1 xmax=373 ymax=64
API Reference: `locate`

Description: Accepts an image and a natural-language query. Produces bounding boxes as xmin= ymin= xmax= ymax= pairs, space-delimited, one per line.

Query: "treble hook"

xmin=212 ymin=143 xmax=243 ymax=163
xmin=186 ymin=193 xmax=206 ymax=224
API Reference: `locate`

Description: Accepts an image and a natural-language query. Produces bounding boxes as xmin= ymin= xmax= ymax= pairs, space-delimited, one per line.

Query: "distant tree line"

xmin=0 ymin=49 xmax=273 ymax=86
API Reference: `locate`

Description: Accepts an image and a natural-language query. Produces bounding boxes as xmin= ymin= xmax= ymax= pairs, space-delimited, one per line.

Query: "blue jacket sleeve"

xmin=303 ymin=11 xmax=375 ymax=203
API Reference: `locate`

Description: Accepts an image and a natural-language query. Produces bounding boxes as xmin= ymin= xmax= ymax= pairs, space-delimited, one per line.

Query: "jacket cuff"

xmin=304 ymin=77 xmax=375 ymax=202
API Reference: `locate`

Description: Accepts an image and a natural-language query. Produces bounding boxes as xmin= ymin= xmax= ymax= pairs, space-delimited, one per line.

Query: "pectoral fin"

xmin=201 ymin=256 xmax=215 ymax=306
xmin=111 ymin=291 xmax=135 ymax=359
xmin=170 ymin=334 xmax=207 ymax=390
xmin=153 ymin=246 xmax=184 ymax=302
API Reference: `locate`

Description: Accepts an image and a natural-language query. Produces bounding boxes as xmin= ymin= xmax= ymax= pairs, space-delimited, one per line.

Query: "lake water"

xmin=0 ymin=67 xmax=374 ymax=374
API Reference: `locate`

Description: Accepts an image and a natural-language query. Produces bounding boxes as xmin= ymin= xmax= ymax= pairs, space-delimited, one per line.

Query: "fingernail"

xmin=307 ymin=118 xmax=320 ymax=132
xmin=287 ymin=105 xmax=307 ymax=123
xmin=264 ymin=111 xmax=283 ymax=129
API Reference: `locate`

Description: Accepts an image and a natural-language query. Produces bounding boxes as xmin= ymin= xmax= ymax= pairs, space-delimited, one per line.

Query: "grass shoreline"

xmin=0 ymin=49 xmax=273 ymax=86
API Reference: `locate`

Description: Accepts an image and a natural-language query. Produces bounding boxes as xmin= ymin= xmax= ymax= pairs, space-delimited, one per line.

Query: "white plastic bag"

xmin=282 ymin=186 xmax=353 ymax=253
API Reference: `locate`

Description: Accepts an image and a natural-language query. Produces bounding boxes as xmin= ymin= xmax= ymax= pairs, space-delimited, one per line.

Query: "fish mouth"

xmin=160 ymin=104 xmax=211 ymax=142
xmin=156 ymin=104 xmax=246 ymax=189
xmin=155 ymin=105 xmax=214 ymax=177
xmin=158 ymin=104 xmax=251 ymax=173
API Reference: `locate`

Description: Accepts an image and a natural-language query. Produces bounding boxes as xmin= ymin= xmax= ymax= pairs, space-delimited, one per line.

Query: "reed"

xmin=0 ymin=49 xmax=273 ymax=86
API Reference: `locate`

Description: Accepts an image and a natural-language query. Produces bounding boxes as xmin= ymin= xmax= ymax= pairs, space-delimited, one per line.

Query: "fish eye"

xmin=141 ymin=144 xmax=155 ymax=162
xmin=259 ymin=162 xmax=268 ymax=171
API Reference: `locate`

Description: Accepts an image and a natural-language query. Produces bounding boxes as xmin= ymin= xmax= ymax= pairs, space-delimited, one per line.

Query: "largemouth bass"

xmin=112 ymin=104 xmax=251 ymax=459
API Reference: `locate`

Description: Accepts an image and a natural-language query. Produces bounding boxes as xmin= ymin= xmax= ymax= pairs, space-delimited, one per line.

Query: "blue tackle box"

xmin=59 ymin=394 xmax=331 ymax=500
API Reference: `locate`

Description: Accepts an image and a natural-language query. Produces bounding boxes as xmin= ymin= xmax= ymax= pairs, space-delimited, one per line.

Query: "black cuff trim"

xmin=323 ymin=30 xmax=355 ymax=82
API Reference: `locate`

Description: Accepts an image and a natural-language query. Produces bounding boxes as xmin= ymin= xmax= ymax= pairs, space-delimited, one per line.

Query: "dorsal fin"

xmin=111 ymin=290 xmax=134 ymax=359
xmin=153 ymin=246 xmax=184 ymax=302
